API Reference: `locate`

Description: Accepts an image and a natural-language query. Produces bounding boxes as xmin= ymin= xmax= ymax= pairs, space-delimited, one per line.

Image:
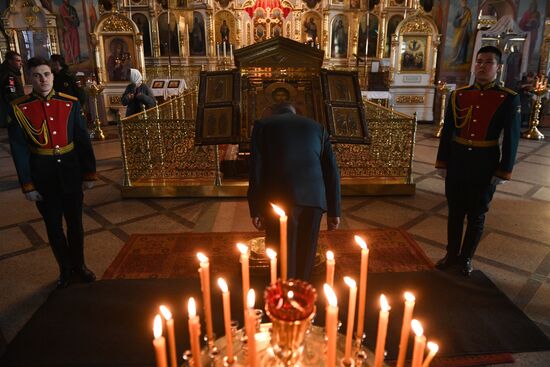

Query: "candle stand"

xmin=522 ymin=75 xmax=547 ymax=141
xmin=434 ymin=81 xmax=450 ymax=138
xmin=87 ymin=82 xmax=106 ymax=141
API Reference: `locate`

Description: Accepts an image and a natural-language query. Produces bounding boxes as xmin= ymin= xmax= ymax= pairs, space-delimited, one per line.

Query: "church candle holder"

xmin=522 ymin=75 xmax=547 ymax=141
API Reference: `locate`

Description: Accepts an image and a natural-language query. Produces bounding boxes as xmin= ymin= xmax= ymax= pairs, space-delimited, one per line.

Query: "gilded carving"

xmin=395 ymin=95 xmax=424 ymax=104
xmin=110 ymin=96 xmax=122 ymax=104
xmin=102 ymin=15 xmax=134 ymax=32
xmin=401 ymin=18 xmax=432 ymax=34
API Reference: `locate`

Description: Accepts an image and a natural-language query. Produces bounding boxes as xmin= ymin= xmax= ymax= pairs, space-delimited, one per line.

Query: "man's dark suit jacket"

xmin=247 ymin=112 xmax=341 ymax=218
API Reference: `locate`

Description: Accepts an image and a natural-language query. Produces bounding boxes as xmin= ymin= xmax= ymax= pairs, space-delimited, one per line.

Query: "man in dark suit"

xmin=248 ymin=103 xmax=341 ymax=280
xmin=0 ymin=51 xmax=24 ymax=127
xmin=8 ymin=57 xmax=97 ymax=288
xmin=435 ymin=46 xmax=520 ymax=276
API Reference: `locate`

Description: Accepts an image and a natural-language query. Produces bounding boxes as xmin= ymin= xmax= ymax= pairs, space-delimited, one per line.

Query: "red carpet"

xmin=103 ymin=228 xmax=434 ymax=279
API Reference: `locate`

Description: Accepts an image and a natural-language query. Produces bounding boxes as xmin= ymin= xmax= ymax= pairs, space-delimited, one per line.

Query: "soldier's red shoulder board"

xmin=10 ymin=95 xmax=30 ymax=105
xmin=58 ymin=92 xmax=78 ymax=101
xmin=499 ymin=86 xmax=518 ymax=96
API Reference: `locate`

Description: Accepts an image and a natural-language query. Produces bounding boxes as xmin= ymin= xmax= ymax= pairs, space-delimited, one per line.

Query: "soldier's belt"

xmin=452 ymin=136 xmax=499 ymax=147
xmin=29 ymin=142 xmax=74 ymax=156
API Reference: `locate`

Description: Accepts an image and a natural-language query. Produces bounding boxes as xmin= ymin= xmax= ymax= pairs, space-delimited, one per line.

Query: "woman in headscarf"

xmin=121 ymin=68 xmax=156 ymax=117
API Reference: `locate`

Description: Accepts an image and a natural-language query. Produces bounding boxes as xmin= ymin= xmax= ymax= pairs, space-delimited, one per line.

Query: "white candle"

xmin=223 ymin=41 xmax=227 ymax=57
xmin=246 ymin=289 xmax=258 ymax=367
xmin=396 ymin=292 xmax=416 ymax=367
xmin=230 ymin=44 xmax=233 ymax=61
xmin=217 ymin=278 xmax=234 ymax=363
xmin=197 ymin=253 xmax=214 ymax=343
xmin=153 ymin=314 xmax=168 ymax=367
xmin=187 ymin=298 xmax=202 ymax=367
xmin=271 ymin=204 xmax=288 ymax=281
xmin=355 ymin=235 xmax=369 ymax=343
xmin=159 ymin=306 xmax=177 ymax=367
xmin=421 ymin=342 xmax=439 ymax=367
xmin=326 ymin=251 xmax=335 ymax=287
xmin=411 ymin=319 xmax=427 ymax=367
xmin=217 ymin=43 xmax=220 ymax=60
xmin=237 ymin=243 xmax=250 ymax=330
xmin=373 ymin=295 xmax=391 ymax=367
xmin=343 ymin=277 xmax=357 ymax=363
xmin=266 ymin=248 xmax=277 ymax=285
xmin=324 ymin=284 xmax=339 ymax=367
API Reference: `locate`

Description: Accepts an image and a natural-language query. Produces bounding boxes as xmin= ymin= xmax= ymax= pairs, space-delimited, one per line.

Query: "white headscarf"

xmin=129 ymin=68 xmax=143 ymax=87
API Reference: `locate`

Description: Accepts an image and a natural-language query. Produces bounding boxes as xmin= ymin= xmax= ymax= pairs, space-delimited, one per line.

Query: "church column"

xmin=323 ymin=11 xmax=329 ymax=59
xmin=236 ymin=9 xmax=242 ymax=49
xmin=206 ymin=11 xmax=215 ymax=59
xmin=378 ymin=10 xmax=387 ymax=59
xmin=294 ymin=10 xmax=302 ymax=42
xmin=150 ymin=9 xmax=161 ymax=58
xmin=350 ymin=12 xmax=358 ymax=64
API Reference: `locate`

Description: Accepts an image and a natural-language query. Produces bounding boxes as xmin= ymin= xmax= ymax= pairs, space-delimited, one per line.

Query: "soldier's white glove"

xmin=25 ymin=190 xmax=43 ymax=201
xmin=491 ymin=176 xmax=507 ymax=185
xmin=436 ymin=168 xmax=447 ymax=178
xmin=82 ymin=181 xmax=95 ymax=190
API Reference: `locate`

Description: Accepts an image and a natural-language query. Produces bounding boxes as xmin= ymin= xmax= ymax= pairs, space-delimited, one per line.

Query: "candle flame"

xmin=153 ymin=314 xmax=163 ymax=338
xmin=188 ymin=297 xmax=197 ymax=318
xmin=217 ymin=277 xmax=228 ymax=293
xmin=427 ymin=341 xmax=439 ymax=353
xmin=380 ymin=294 xmax=390 ymax=311
xmin=236 ymin=243 xmax=248 ymax=254
xmin=266 ymin=248 xmax=277 ymax=260
xmin=287 ymin=290 xmax=294 ymax=299
xmin=326 ymin=250 xmax=334 ymax=261
xmin=159 ymin=305 xmax=172 ymax=320
xmin=271 ymin=203 xmax=286 ymax=217
xmin=344 ymin=276 xmax=356 ymax=288
xmin=324 ymin=283 xmax=338 ymax=307
xmin=404 ymin=291 xmax=415 ymax=302
xmin=354 ymin=235 xmax=368 ymax=250
xmin=196 ymin=252 xmax=209 ymax=263
xmin=247 ymin=289 xmax=256 ymax=309
xmin=411 ymin=319 xmax=423 ymax=336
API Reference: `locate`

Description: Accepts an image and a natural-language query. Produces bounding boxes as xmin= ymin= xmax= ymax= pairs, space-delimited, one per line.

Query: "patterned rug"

xmin=102 ymin=228 xmax=434 ymax=279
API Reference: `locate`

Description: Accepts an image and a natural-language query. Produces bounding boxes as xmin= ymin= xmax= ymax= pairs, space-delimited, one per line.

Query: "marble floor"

xmin=0 ymin=124 xmax=549 ymax=366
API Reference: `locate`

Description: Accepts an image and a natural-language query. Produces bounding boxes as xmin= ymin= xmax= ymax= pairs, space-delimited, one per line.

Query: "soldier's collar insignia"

xmin=473 ymin=81 xmax=497 ymax=90
xmin=32 ymin=89 xmax=55 ymax=101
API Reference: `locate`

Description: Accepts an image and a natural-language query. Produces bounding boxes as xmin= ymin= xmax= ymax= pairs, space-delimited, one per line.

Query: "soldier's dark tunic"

xmin=0 ymin=60 xmax=24 ymax=127
xmin=436 ymin=81 xmax=520 ymax=261
xmin=8 ymin=90 xmax=96 ymax=272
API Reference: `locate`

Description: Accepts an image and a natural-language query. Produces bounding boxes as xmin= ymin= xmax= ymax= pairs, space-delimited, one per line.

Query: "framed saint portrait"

xmin=399 ymin=35 xmax=428 ymax=72
xmin=196 ymin=70 xmax=241 ymax=145
xmin=152 ymin=80 xmax=165 ymax=88
xmin=104 ymin=35 xmax=136 ymax=82
xmin=168 ymin=80 xmax=181 ymax=88
xmin=321 ymin=69 xmax=369 ymax=144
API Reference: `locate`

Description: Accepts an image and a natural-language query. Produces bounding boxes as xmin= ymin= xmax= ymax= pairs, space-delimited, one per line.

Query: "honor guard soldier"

xmin=0 ymin=51 xmax=25 ymax=127
xmin=435 ymin=46 xmax=520 ymax=276
xmin=8 ymin=57 xmax=97 ymax=289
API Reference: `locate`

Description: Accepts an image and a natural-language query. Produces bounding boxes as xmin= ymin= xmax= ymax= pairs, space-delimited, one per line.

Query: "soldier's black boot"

xmin=435 ymin=254 xmax=458 ymax=270
xmin=75 ymin=265 xmax=96 ymax=283
xmin=462 ymin=258 xmax=473 ymax=277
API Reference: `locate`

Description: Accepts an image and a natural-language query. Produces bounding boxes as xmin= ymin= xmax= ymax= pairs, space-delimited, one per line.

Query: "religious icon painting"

xmin=331 ymin=15 xmax=349 ymax=58
xmin=320 ymin=69 xmax=369 ymax=144
xmin=196 ymin=70 xmax=241 ymax=145
xmin=152 ymin=80 xmax=166 ymax=88
xmin=400 ymin=35 xmax=427 ymax=72
xmin=168 ymin=80 xmax=181 ymax=88
xmin=189 ymin=11 xmax=207 ymax=56
xmin=302 ymin=14 xmax=321 ymax=45
xmin=104 ymin=35 xmax=135 ymax=82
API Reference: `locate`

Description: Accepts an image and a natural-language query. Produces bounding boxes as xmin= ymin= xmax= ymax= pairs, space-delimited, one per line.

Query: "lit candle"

xmin=324 ymin=284 xmax=339 ymax=367
xmin=326 ymin=251 xmax=335 ymax=287
xmin=217 ymin=43 xmax=220 ymax=60
xmin=411 ymin=319 xmax=427 ymax=367
xmin=373 ymin=295 xmax=391 ymax=367
xmin=396 ymin=292 xmax=416 ymax=367
xmin=197 ymin=253 xmax=214 ymax=343
xmin=153 ymin=314 xmax=168 ymax=367
xmin=246 ymin=289 xmax=258 ymax=367
xmin=421 ymin=342 xmax=439 ymax=367
xmin=223 ymin=41 xmax=227 ymax=57
xmin=271 ymin=204 xmax=288 ymax=281
xmin=159 ymin=306 xmax=177 ymax=367
xmin=266 ymin=248 xmax=277 ymax=285
xmin=343 ymin=277 xmax=357 ymax=363
xmin=230 ymin=43 xmax=234 ymax=61
xmin=237 ymin=243 xmax=250 ymax=330
xmin=187 ymin=298 xmax=202 ymax=367
xmin=355 ymin=235 xmax=369 ymax=343
xmin=217 ymin=278 xmax=234 ymax=364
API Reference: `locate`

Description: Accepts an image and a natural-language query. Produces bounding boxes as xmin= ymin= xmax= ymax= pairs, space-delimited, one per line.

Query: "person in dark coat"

xmin=435 ymin=46 xmax=520 ymax=276
xmin=248 ymin=103 xmax=341 ymax=280
xmin=121 ymin=68 xmax=156 ymax=117
xmin=50 ymin=54 xmax=87 ymax=107
xmin=0 ymin=51 xmax=25 ymax=127
xmin=8 ymin=57 xmax=97 ymax=289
